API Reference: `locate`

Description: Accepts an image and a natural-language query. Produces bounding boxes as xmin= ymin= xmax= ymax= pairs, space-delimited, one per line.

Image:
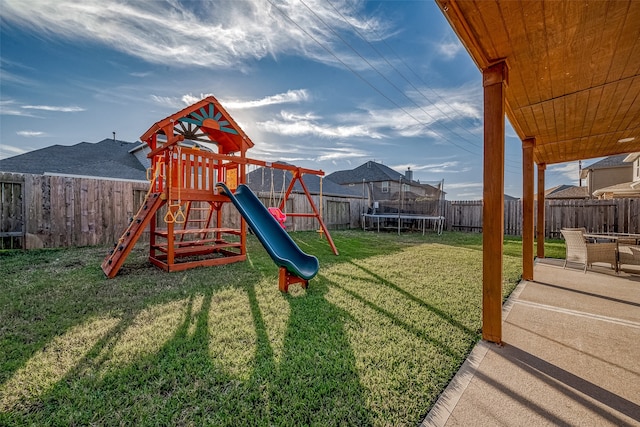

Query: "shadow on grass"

xmin=1 ymin=229 xmax=510 ymax=424
xmin=1 ymin=249 xmax=371 ymax=425
xmin=323 ymin=275 xmax=465 ymax=360
xmin=345 ymin=260 xmax=478 ymax=339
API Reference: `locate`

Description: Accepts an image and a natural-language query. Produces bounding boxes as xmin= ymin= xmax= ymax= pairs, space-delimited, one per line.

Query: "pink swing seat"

xmin=268 ymin=207 xmax=287 ymax=229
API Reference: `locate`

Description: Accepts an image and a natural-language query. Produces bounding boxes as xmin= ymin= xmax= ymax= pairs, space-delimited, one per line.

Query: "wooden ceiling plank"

xmin=569 ymin=2 xmax=604 ymax=100
xmin=614 ymin=78 xmax=640 ymax=132
xmin=561 ymin=0 xmax=588 ymax=97
xmin=586 ymin=2 xmax=625 ymax=88
xmin=587 ymin=82 xmax=622 ymax=137
xmin=438 ymin=0 xmax=640 ymax=166
xmin=519 ymin=0 xmax=550 ymax=105
xmin=553 ymin=96 xmax=567 ymax=144
xmin=511 ymin=106 xmax=535 ymax=138
xmin=607 ymin=1 xmax=640 ymax=81
xmin=581 ymin=86 xmax=604 ymax=139
xmin=498 ymin=0 xmax=535 ymax=107
xmin=459 ymin=1 xmax=501 ymax=63
xmin=542 ymin=1 xmax=567 ymax=100
xmin=618 ymin=11 xmax=640 ymax=81
xmin=473 ymin=0 xmax=510 ymax=62
xmin=606 ymin=78 xmax=636 ymax=133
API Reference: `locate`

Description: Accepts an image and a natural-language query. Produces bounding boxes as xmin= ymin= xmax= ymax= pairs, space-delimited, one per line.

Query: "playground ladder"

xmin=180 ymin=202 xmax=215 ymax=241
xmin=101 ymin=192 xmax=165 ymax=278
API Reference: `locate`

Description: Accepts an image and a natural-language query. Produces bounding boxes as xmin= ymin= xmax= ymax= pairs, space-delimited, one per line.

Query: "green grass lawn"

xmin=0 ymin=230 xmax=564 ymax=426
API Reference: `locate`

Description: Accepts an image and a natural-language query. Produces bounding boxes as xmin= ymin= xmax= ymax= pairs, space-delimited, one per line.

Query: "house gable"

xmin=579 ymin=153 xmax=634 ymax=195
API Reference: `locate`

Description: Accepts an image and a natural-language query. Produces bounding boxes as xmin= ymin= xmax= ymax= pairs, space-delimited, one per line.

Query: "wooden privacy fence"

xmin=443 ymin=199 xmax=640 ymax=237
xmin=2 ymin=172 xmax=638 ymax=249
xmin=0 ymin=173 xmax=364 ymax=249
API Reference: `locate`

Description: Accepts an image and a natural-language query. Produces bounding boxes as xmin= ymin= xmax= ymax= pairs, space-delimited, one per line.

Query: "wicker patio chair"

xmin=618 ymin=244 xmax=640 ymax=269
xmin=560 ymin=228 xmax=617 ymax=273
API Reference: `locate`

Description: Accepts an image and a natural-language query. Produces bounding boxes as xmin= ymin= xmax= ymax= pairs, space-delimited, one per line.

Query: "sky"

xmin=0 ymin=0 xmax=585 ymax=199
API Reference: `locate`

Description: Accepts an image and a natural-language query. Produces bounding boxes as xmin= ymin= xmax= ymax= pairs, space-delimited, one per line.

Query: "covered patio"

xmin=435 ymin=0 xmax=640 ymax=343
xmin=423 ymin=260 xmax=640 ymax=426
xmin=425 ymin=1 xmax=640 ymax=424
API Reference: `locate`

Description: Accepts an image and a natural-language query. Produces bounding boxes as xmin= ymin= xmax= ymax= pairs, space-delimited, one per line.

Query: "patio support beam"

xmin=482 ymin=60 xmax=508 ymax=344
xmin=537 ymin=163 xmax=546 ymax=258
xmin=522 ymin=139 xmax=535 ymax=280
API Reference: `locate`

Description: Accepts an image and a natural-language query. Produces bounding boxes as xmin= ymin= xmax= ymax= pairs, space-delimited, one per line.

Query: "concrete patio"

xmin=423 ymin=259 xmax=640 ymax=426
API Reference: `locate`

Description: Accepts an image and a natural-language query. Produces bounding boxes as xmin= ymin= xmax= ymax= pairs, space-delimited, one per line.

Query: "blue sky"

xmin=1 ymin=0 xmax=582 ymax=199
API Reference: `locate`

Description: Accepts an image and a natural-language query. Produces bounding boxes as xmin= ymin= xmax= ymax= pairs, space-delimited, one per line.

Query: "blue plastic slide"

xmin=216 ymin=183 xmax=319 ymax=281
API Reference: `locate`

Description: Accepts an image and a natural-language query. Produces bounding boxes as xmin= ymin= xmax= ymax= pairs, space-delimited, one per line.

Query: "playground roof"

xmin=140 ymin=95 xmax=254 ymax=154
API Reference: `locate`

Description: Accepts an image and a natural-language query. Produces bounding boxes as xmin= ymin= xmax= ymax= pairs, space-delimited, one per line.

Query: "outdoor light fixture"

xmin=617 ymin=137 xmax=635 ymax=143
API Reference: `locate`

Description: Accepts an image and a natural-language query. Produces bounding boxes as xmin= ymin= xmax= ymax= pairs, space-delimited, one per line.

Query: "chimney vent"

xmin=405 ymin=167 xmax=413 ymax=181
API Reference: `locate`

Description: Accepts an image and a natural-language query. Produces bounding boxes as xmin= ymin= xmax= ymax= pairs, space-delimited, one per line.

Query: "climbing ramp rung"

xmin=101 ymin=192 xmax=165 ymax=278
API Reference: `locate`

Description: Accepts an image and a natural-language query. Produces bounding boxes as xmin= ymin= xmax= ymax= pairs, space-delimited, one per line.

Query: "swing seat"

xmin=268 ymin=207 xmax=287 ymax=229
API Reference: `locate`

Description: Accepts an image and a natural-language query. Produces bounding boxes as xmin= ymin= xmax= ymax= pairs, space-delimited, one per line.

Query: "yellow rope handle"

xmin=174 ymin=208 xmax=186 ymax=224
xmin=163 ymin=147 xmax=187 ymax=224
xmin=164 ymin=209 xmax=176 ymax=224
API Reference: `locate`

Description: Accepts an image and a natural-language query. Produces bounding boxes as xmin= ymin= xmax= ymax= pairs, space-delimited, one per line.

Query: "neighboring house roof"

xmin=246 ymin=164 xmax=362 ymax=198
xmin=326 ymin=160 xmax=442 ymax=194
xmin=592 ymin=181 xmax=640 ymax=198
xmin=580 ymin=153 xmax=631 ymax=179
xmin=326 ymin=161 xmax=404 ymax=184
xmin=0 ymin=138 xmax=147 ymax=180
xmin=546 ymin=185 xmax=589 ymax=199
xmin=504 ymin=194 xmax=519 ymax=201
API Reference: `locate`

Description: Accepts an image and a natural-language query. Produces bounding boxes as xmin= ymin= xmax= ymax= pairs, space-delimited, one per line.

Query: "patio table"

xmin=583 ymin=232 xmax=640 ymax=244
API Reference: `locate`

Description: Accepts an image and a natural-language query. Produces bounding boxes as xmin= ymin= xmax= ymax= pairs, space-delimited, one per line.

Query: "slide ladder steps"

xmin=101 ymin=192 xmax=164 ymax=278
xmin=180 ymin=201 xmax=215 ymax=241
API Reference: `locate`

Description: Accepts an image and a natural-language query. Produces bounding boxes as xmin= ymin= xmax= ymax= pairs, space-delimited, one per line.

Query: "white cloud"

xmin=437 ymin=39 xmax=463 ymax=60
xmin=445 ymin=182 xmax=483 ymax=189
xmin=0 ymin=100 xmax=38 ymax=116
xmin=22 ymin=105 xmax=85 ymax=112
xmin=314 ymin=146 xmax=369 ymax=161
xmin=255 ymin=83 xmax=482 ymax=141
xmin=222 ymin=90 xmax=309 ymax=109
xmin=549 ymin=161 xmax=580 ymax=182
xmin=149 ymin=95 xmax=183 ymax=109
xmin=257 ymin=110 xmax=384 ymax=139
xmin=151 ymin=90 xmax=310 ymax=111
xmin=0 ymin=144 xmax=30 ymax=160
xmin=16 ymin=130 xmax=46 ymax=137
xmin=1 ymin=0 xmax=389 ymax=70
xmin=454 ymin=191 xmax=482 ymax=200
xmin=181 ymin=93 xmax=215 ymax=106
xmin=392 ymin=161 xmax=469 ymax=174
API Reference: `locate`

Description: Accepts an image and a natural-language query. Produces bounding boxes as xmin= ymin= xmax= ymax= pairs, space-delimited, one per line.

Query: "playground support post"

xmin=279 ymin=168 xmax=339 ymax=256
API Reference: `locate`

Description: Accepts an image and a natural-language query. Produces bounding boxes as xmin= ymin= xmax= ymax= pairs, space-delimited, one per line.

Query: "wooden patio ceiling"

xmin=437 ymin=0 xmax=640 ymax=165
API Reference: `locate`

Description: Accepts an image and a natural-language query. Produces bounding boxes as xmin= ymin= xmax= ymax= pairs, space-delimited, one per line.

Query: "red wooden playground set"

xmin=101 ymin=96 xmax=337 ymax=292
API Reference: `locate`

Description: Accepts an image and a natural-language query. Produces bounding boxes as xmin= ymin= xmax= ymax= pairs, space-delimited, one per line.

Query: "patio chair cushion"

xmin=618 ymin=245 xmax=640 ymax=267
